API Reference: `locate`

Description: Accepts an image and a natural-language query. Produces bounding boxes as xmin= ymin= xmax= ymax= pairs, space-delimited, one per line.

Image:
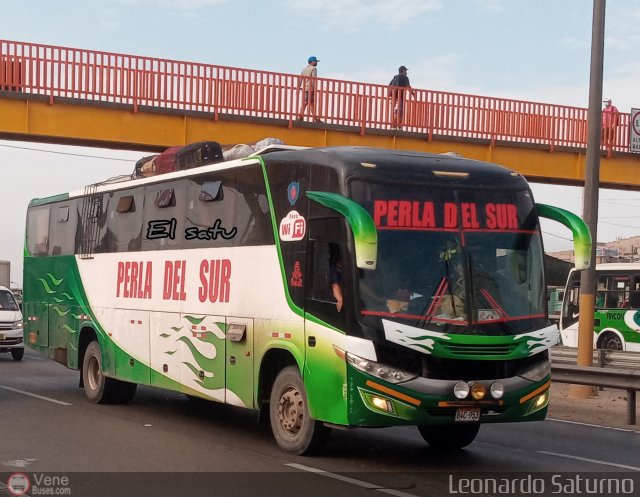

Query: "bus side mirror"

xmin=306 ymin=191 xmax=378 ymax=270
xmin=535 ymin=203 xmax=592 ymax=270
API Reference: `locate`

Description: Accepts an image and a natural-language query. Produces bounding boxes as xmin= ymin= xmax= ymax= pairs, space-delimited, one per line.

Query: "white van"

xmin=0 ymin=285 xmax=24 ymax=361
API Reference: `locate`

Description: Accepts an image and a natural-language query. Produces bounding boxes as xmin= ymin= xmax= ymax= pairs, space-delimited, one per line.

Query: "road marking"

xmin=547 ymin=417 xmax=640 ymax=434
xmin=0 ymin=385 xmax=72 ymax=406
xmin=538 ymin=451 xmax=640 ymax=471
xmin=4 ymin=458 xmax=36 ymax=468
xmin=286 ymin=463 xmax=419 ymax=497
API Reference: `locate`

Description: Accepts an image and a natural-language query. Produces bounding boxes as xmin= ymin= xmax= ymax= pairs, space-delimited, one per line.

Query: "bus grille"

xmin=441 ymin=343 xmax=516 ymax=356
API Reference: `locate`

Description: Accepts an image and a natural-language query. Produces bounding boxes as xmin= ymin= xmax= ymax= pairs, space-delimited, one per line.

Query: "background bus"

xmin=560 ymin=263 xmax=640 ymax=351
xmin=23 ymin=145 xmax=590 ymax=454
xmin=547 ymin=286 xmax=564 ymax=323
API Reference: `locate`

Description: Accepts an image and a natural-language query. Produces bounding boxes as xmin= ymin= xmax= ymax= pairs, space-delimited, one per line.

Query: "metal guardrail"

xmin=551 ymin=364 xmax=639 ymax=425
xmin=550 ymin=347 xmax=640 ymax=425
xmin=550 ymin=346 xmax=640 ymax=369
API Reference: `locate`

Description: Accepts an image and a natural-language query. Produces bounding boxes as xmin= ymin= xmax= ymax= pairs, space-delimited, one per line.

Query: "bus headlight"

xmin=346 ymin=353 xmax=417 ymax=384
xmin=519 ymin=358 xmax=551 ymax=382
xmin=490 ymin=382 xmax=504 ymax=399
xmin=454 ymin=381 xmax=470 ymax=399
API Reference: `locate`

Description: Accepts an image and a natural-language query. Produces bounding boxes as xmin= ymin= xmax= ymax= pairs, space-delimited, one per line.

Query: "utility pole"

xmin=572 ymin=0 xmax=606 ymax=399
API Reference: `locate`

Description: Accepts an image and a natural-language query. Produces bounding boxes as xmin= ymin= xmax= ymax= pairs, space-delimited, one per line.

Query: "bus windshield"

xmin=351 ymin=181 xmax=546 ymax=336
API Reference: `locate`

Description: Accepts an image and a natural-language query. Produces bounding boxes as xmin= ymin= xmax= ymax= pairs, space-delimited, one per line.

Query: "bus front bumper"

xmin=346 ymin=365 xmax=550 ymax=427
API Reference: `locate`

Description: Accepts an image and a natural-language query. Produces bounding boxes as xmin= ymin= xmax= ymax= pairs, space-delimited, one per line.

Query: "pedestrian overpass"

xmin=1 ymin=39 xmax=639 ymax=190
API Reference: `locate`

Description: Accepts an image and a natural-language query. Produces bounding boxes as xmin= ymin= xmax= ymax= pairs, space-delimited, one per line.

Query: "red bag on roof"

xmin=154 ymin=146 xmax=183 ymax=174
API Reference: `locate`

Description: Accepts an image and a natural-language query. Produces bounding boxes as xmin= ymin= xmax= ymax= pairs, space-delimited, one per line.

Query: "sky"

xmin=1 ymin=0 xmax=640 ymax=284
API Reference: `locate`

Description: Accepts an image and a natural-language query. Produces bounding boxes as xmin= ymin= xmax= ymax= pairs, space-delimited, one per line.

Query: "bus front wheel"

xmin=269 ymin=366 xmax=330 ymax=455
xmin=82 ymin=341 xmax=136 ymax=404
xmin=418 ymin=424 xmax=480 ymax=449
xmin=599 ymin=333 xmax=623 ymax=351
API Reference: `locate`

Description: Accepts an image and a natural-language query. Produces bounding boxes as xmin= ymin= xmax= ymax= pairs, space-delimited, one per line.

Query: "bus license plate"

xmin=455 ymin=407 xmax=480 ymax=422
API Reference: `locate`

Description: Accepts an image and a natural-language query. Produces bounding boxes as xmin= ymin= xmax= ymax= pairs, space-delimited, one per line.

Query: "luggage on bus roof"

xmin=176 ymin=141 xmax=224 ymax=169
xmin=154 ymin=146 xmax=183 ymax=175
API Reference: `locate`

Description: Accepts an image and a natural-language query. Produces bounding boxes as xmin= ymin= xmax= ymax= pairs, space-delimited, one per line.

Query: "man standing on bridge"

xmin=297 ymin=56 xmax=321 ymax=122
xmin=601 ymin=97 xmax=619 ymax=149
xmin=390 ymin=65 xmax=416 ymax=130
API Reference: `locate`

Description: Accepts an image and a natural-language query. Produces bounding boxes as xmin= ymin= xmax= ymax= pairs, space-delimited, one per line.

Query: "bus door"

xmin=225 ymin=317 xmax=254 ymax=408
xmin=303 ymin=219 xmax=353 ymax=420
xmin=559 ymin=271 xmax=580 ymax=346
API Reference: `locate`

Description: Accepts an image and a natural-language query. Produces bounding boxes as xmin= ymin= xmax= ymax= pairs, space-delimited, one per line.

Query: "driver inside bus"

xmin=359 ymin=268 xmax=413 ymax=314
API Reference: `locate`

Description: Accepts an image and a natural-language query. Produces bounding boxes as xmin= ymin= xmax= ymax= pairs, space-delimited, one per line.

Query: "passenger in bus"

xmin=629 ymin=291 xmax=640 ymax=309
xmin=595 ymin=291 xmax=606 ymax=309
xmin=329 ymin=253 xmax=344 ymax=312
xmin=605 ymin=292 xmax=619 ymax=309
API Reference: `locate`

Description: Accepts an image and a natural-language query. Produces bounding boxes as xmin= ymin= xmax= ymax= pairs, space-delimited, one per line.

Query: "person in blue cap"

xmin=297 ymin=56 xmax=322 ymax=122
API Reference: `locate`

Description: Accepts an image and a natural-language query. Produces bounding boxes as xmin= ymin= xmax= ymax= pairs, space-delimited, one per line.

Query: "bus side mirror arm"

xmin=306 ymin=191 xmax=377 ymax=270
xmin=535 ymin=203 xmax=592 ymax=270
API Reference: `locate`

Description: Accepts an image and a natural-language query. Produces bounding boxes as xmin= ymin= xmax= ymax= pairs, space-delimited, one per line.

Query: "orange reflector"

xmin=519 ymin=380 xmax=551 ymax=404
xmin=365 ymin=380 xmax=421 ymax=406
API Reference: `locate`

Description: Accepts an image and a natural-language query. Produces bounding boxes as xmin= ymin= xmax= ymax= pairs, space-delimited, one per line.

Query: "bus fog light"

xmin=490 ymin=382 xmax=504 ymax=399
xmin=371 ymin=396 xmax=393 ymax=412
xmin=470 ymin=382 xmax=487 ymax=400
xmin=535 ymin=391 xmax=547 ymax=408
xmin=453 ymin=382 xmax=470 ymax=399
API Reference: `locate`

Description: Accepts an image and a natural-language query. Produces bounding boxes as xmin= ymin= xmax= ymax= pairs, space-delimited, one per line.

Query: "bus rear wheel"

xmin=418 ymin=424 xmax=480 ymax=449
xmin=269 ymin=366 xmax=330 ymax=455
xmin=82 ymin=341 xmax=136 ymax=404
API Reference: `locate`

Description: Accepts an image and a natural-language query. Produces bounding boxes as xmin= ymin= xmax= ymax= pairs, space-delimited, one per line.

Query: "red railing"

xmin=0 ymin=39 xmax=630 ymax=153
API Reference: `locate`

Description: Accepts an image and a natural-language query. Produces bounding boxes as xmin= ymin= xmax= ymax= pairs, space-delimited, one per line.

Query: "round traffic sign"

xmin=632 ymin=109 xmax=640 ymax=137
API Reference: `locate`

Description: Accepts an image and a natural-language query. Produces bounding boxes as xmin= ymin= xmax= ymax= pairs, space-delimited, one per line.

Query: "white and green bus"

xmin=560 ymin=263 xmax=640 ymax=351
xmin=24 ymin=146 xmax=591 ymax=454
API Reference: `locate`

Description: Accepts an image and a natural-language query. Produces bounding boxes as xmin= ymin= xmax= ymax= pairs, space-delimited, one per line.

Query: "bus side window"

xmin=27 ymin=205 xmax=51 ymax=256
xmin=605 ymin=292 xmax=619 ymax=309
xmin=305 ymin=217 xmax=349 ymax=329
xmin=310 ymin=242 xmax=332 ymax=303
xmin=595 ymin=291 xmax=605 ymax=309
xmin=630 ymin=291 xmax=640 ymax=309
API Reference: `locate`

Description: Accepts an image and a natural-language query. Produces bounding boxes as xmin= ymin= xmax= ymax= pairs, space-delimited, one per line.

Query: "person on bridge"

xmin=389 ymin=66 xmax=416 ymax=130
xmin=601 ymin=98 xmax=619 ymax=148
xmin=297 ymin=56 xmax=321 ymax=122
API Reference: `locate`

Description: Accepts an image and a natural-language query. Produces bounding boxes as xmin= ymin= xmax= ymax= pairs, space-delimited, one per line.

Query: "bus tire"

xmin=116 ymin=381 xmax=138 ymax=404
xmin=11 ymin=348 xmax=24 ymax=361
xmin=418 ymin=424 xmax=480 ymax=449
xmin=269 ymin=366 xmax=330 ymax=455
xmin=599 ymin=332 xmax=623 ymax=351
xmin=82 ymin=341 xmax=121 ymax=404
